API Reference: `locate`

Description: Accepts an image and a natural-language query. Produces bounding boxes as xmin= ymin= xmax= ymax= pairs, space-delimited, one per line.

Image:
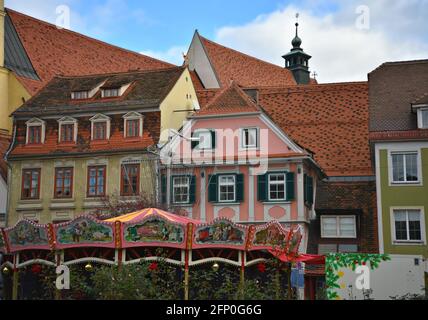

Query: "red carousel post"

xmin=184 ymin=223 xmax=193 ymax=301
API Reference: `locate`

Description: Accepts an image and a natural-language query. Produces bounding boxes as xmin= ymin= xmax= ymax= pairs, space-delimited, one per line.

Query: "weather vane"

xmin=296 ymin=13 xmax=300 ymax=23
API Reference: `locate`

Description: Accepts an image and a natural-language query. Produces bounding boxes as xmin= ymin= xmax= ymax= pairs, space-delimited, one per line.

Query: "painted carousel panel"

xmin=194 ymin=219 xmax=246 ymax=249
xmin=55 ymin=217 xmax=114 ymax=248
xmin=123 ymin=217 xmax=186 ymax=247
xmin=251 ymin=223 xmax=289 ymax=250
xmin=6 ymin=221 xmax=50 ymax=251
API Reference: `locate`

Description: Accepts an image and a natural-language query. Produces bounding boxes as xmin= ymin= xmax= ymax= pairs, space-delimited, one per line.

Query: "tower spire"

xmin=282 ymin=14 xmax=312 ymax=85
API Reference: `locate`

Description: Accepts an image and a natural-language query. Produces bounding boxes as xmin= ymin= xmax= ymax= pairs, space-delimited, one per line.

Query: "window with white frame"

xmin=90 ymin=114 xmax=111 ymax=141
xmin=71 ymin=91 xmax=88 ymax=100
xmin=241 ymin=128 xmax=258 ymax=148
xmin=57 ymin=117 xmax=78 ymax=143
xmin=393 ymin=209 xmax=423 ymax=242
xmin=218 ymin=175 xmax=236 ymax=202
xmin=123 ymin=112 xmax=143 ymax=138
xmin=268 ymin=173 xmax=286 ymax=201
xmin=419 ymin=109 xmax=428 ymax=129
xmin=101 ymin=88 xmax=120 ymax=98
xmin=321 ymin=216 xmax=357 ymax=238
xmin=391 ymin=152 xmax=419 ymax=183
xmin=172 ymin=176 xmax=190 ymax=204
xmin=26 ymin=118 xmax=45 ymax=145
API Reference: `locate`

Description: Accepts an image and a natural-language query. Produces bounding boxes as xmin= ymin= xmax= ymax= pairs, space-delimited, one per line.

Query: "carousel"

xmin=0 ymin=208 xmax=324 ymax=300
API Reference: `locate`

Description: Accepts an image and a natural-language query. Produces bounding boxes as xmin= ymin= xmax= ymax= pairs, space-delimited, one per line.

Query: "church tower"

xmin=283 ymin=21 xmax=312 ymax=85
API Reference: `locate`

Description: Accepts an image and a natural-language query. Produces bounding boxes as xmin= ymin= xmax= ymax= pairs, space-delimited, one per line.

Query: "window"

xmin=241 ymin=128 xmax=258 ymax=148
xmin=121 ymin=164 xmax=140 ymax=196
xmin=126 ymin=119 xmax=139 ymax=137
xmin=87 ymin=166 xmax=106 ymax=197
xmin=26 ymin=117 xmax=45 ymax=145
xmin=102 ymin=88 xmax=120 ymax=98
xmin=71 ymin=91 xmax=88 ymax=100
xmin=90 ymin=114 xmax=111 ymax=141
xmin=393 ymin=209 xmax=422 ymax=242
xmin=417 ymin=108 xmax=428 ymax=129
xmin=57 ymin=117 xmax=77 ymax=143
xmin=218 ymin=175 xmax=236 ymax=202
xmin=268 ymin=173 xmax=286 ymax=201
xmin=391 ymin=152 xmax=419 ymax=183
xmin=321 ymin=216 xmax=356 ymax=238
xmin=54 ymin=168 xmax=73 ymax=198
xmin=22 ymin=169 xmax=41 ymax=200
xmin=172 ymin=176 xmax=190 ymax=204
xmin=123 ymin=112 xmax=143 ymax=138
xmin=93 ymin=122 xmax=107 ymax=140
xmin=28 ymin=126 xmax=42 ymax=144
xmin=192 ymin=130 xmax=215 ymax=150
xmin=60 ymin=124 xmax=74 ymax=143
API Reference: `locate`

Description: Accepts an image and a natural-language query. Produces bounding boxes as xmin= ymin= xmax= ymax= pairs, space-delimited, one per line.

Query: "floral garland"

xmin=325 ymin=253 xmax=390 ymax=300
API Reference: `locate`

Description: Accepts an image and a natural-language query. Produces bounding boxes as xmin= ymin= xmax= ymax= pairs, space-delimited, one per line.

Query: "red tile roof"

xmin=0 ymin=131 xmax=11 ymax=180
xmin=199 ymin=35 xmax=296 ymax=88
xmin=189 ymin=70 xmax=205 ymax=91
xmin=257 ymin=82 xmax=371 ymax=177
xmin=194 ymin=82 xmax=260 ymax=116
xmin=6 ymin=8 xmax=173 ymax=95
xmin=195 ymin=89 xmax=219 ymax=109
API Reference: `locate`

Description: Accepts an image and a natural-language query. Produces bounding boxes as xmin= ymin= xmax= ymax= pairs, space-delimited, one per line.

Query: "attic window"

xmin=102 ymin=88 xmax=120 ymax=98
xmin=26 ymin=118 xmax=46 ymax=145
xmin=71 ymin=91 xmax=89 ymax=100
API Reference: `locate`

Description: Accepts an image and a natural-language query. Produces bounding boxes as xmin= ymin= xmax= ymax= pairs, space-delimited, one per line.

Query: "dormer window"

xmin=90 ymin=114 xmax=111 ymax=141
xmin=101 ymin=82 xmax=132 ymax=98
xmin=123 ymin=112 xmax=143 ymax=138
xmin=71 ymin=91 xmax=88 ymax=100
xmin=58 ymin=117 xmax=78 ymax=143
xmin=102 ymin=88 xmax=120 ymax=98
xmin=26 ymin=118 xmax=45 ymax=145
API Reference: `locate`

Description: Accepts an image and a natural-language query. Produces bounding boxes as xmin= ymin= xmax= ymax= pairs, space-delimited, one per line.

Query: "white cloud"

xmin=213 ymin=1 xmax=428 ymax=83
xmin=141 ymin=46 xmax=187 ymax=66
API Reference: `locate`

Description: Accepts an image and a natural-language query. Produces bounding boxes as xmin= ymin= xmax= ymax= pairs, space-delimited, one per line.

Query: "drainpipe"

xmin=3 ymin=120 xmax=17 ymax=227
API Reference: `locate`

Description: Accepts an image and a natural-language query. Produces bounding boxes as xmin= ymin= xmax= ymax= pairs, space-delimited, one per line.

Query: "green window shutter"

xmin=257 ymin=174 xmax=268 ymax=202
xmin=236 ymin=174 xmax=244 ymax=202
xmin=170 ymin=176 xmax=174 ymax=204
xmin=189 ymin=175 xmax=196 ymax=204
xmin=307 ymin=176 xmax=314 ymax=205
xmin=161 ymin=175 xmax=167 ymax=204
xmin=286 ymin=172 xmax=295 ymax=201
xmin=211 ymin=130 xmax=216 ymax=149
xmin=304 ymin=174 xmax=308 ymax=204
xmin=208 ymin=175 xmax=218 ymax=202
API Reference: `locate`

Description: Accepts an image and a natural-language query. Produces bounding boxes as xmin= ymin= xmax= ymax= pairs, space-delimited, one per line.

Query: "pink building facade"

xmin=160 ymin=84 xmax=323 ymax=252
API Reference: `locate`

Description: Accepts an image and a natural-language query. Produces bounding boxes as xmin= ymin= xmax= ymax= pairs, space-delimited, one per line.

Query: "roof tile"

xmin=6 ymin=8 xmax=173 ymax=95
xmin=257 ymin=82 xmax=371 ymax=176
xmin=199 ymin=35 xmax=296 ymax=88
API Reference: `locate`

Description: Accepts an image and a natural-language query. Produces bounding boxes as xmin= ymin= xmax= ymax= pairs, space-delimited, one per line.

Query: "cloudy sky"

xmin=5 ymin=0 xmax=428 ymax=83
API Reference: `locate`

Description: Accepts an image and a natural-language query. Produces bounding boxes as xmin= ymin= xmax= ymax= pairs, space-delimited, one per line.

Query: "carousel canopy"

xmin=105 ymin=208 xmax=201 ymax=225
